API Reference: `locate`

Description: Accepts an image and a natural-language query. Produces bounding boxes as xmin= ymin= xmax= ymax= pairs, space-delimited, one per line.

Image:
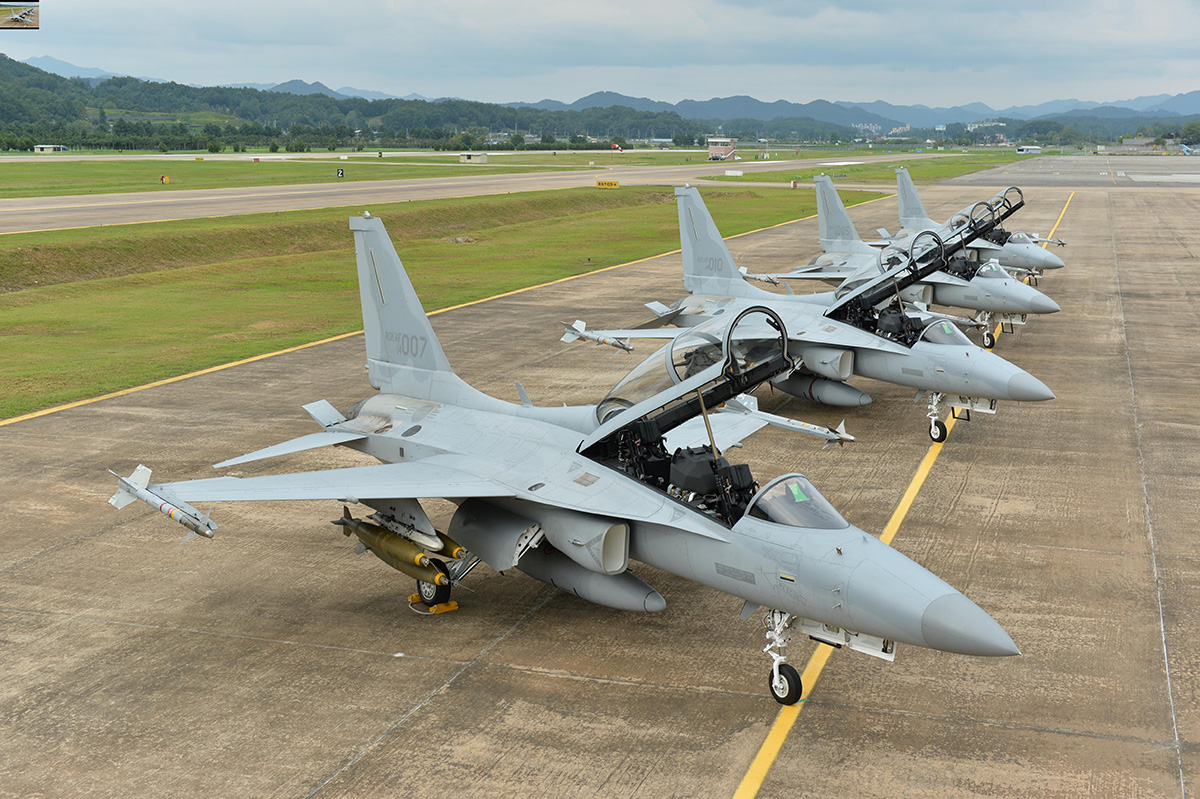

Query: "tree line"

xmin=2 ymin=55 xmax=1196 ymax=151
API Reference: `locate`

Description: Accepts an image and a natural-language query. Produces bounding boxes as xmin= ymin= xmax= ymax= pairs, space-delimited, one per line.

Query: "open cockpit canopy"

xmin=595 ymin=307 xmax=789 ymax=426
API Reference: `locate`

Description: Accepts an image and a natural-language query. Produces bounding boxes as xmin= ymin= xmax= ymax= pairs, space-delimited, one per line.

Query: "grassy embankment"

xmin=710 ymin=152 xmax=1033 ymax=184
xmin=0 ymin=158 xmax=592 ymax=198
xmin=0 ymin=186 xmax=883 ymax=419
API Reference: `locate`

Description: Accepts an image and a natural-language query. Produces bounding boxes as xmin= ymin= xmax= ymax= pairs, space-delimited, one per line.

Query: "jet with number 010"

xmin=566 ymin=187 xmax=1054 ymax=442
xmin=764 ymin=175 xmax=1059 ymax=349
xmin=108 ymin=212 xmax=1018 ymax=705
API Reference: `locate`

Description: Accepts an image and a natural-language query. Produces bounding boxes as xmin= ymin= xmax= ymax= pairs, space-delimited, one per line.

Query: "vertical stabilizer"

xmin=676 ymin=187 xmax=754 ymax=296
xmin=350 ymin=214 xmax=454 ymax=392
xmin=896 ymin=168 xmax=939 ymax=229
xmin=814 ymin=175 xmax=874 ymax=254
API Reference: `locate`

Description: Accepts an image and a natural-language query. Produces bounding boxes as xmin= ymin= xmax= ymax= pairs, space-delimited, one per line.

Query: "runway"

xmin=0 ymin=151 xmax=954 ymax=235
xmin=1 ymin=158 xmax=1198 ymax=797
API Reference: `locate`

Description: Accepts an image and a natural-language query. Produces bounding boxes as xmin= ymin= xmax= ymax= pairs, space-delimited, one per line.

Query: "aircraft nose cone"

xmin=1041 ymin=250 xmax=1066 ymax=269
xmin=921 ymin=593 xmax=1020 ymax=657
xmin=1006 ymin=372 xmax=1055 ymax=402
xmin=1029 ymin=293 xmax=1061 ymax=314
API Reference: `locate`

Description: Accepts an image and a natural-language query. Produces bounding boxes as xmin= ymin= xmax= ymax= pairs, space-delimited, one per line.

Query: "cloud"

xmin=5 ymin=0 xmax=1197 ymax=107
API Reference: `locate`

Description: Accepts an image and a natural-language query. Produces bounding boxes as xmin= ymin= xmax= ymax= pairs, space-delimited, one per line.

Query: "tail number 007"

xmin=387 ymin=333 xmax=428 ymax=357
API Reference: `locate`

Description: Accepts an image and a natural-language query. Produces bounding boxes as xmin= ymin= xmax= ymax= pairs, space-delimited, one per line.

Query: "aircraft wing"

xmin=771 ymin=267 xmax=855 ymax=281
xmin=150 ymin=451 xmax=729 ymax=541
xmin=663 ymin=410 xmax=769 ymax=453
xmin=919 ymin=271 xmax=971 ymax=286
xmin=970 ymin=238 xmax=1004 ymax=252
xmin=662 ymin=395 xmax=852 ymax=449
xmin=213 ymin=431 xmax=367 ymax=468
xmin=154 ymin=457 xmax=514 ymax=504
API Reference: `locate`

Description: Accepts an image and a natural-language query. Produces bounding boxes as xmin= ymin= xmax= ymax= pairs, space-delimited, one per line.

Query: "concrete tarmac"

xmin=1 ymin=157 xmax=1197 ymax=797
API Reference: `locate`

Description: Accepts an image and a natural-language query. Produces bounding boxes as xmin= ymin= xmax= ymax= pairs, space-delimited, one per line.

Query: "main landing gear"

xmin=764 ymin=610 xmax=803 ymax=705
xmin=409 ymin=554 xmax=482 ymax=616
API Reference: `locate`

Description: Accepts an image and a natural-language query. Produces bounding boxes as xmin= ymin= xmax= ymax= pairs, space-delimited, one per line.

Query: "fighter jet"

xmin=767 ymin=175 xmax=1060 ymax=349
xmin=887 ymin=167 xmax=1066 ymax=280
xmin=108 ymin=212 xmax=1018 ymax=705
xmin=568 ymin=187 xmax=1054 ymax=442
xmin=5 ymin=6 xmax=35 ymax=25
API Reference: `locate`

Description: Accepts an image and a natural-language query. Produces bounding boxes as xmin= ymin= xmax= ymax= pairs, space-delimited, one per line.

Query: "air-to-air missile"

xmin=332 ymin=507 xmax=449 ymax=586
xmin=108 ymin=465 xmax=217 ymax=539
xmin=560 ymin=320 xmax=634 ymax=351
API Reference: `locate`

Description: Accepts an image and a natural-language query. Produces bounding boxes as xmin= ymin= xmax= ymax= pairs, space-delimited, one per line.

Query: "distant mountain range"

xmin=508 ymin=91 xmax=1200 ymax=129
xmin=21 ymin=55 xmax=1200 ymax=128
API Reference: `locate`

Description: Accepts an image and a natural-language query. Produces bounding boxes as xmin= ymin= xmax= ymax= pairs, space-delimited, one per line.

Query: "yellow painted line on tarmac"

xmin=3 ymin=197 xmax=887 ymax=428
xmin=739 ymin=190 xmax=1077 ymax=796
xmin=1042 ymin=191 xmax=1074 ymax=245
xmin=992 ymin=190 xmax=1074 ymax=342
xmin=733 ymin=415 xmax=958 ymax=799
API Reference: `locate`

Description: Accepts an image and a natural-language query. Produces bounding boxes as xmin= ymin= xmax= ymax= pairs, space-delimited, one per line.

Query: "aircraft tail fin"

xmin=814 ymin=175 xmax=874 ymax=254
xmin=350 ymin=214 xmax=455 ymax=392
xmin=896 ymin=168 xmax=938 ymax=229
xmin=676 ymin=187 xmax=753 ymax=296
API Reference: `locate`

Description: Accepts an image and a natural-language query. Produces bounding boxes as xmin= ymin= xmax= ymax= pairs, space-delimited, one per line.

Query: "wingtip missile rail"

xmin=738 ymin=266 xmax=780 ymax=286
xmin=108 ymin=465 xmax=218 ymax=539
xmin=560 ymin=320 xmax=634 ymax=352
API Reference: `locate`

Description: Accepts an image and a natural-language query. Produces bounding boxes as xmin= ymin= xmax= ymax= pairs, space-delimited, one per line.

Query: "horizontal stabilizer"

xmin=213 ymin=431 xmax=367 ymax=469
xmin=303 ymin=400 xmax=348 ymax=428
xmin=645 ymin=301 xmax=674 ymax=317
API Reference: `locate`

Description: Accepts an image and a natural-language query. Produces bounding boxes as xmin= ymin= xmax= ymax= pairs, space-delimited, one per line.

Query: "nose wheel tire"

xmin=769 ymin=663 xmax=802 ymax=705
xmin=929 ymin=420 xmax=948 ymax=443
xmin=417 ymin=559 xmax=451 ymax=606
xmin=982 ymin=330 xmax=996 ymax=349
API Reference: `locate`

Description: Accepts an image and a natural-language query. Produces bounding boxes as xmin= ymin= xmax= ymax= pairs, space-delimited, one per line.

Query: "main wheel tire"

xmin=417 ymin=559 xmax=451 ymax=606
xmin=929 ymin=420 xmax=948 ymax=443
xmin=982 ymin=330 xmax=996 ymax=348
xmin=769 ymin=663 xmax=802 ymax=705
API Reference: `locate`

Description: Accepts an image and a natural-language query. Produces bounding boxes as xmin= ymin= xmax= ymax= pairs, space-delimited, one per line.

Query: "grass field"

xmin=1 ymin=146 xmax=998 ymax=198
xmin=0 ymin=157 xmax=591 ymax=198
xmin=709 ymin=152 xmax=1032 ymax=184
xmin=0 ymin=185 xmax=885 ymax=419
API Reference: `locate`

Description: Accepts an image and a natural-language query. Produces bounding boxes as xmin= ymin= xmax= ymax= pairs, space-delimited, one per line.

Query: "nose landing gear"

xmin=764 ymin=610 xmax=803 ymax=705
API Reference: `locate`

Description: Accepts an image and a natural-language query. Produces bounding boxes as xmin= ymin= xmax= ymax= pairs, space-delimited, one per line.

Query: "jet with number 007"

xmin=566 ymin=187 xmax=1054 ymax=442
xmin=762 ymin=175 xmax=1060 ymax=349
xmin=107 ymin=212 xmax=1018 ymax=705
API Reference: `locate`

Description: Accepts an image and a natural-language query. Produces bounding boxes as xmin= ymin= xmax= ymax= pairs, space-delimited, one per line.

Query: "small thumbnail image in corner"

xmin=0 ymin=2 xmax=38 ymax=29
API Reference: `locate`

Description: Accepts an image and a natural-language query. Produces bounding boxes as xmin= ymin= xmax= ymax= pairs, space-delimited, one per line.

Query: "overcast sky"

xmin=3 ymin=0 xmax=1197 ymax=109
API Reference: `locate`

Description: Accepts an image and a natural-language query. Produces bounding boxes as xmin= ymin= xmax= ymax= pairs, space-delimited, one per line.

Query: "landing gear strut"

xmin=981 ymin=329 xmax=996 ymax=349
xmin=764 ymin=610 xmax=803 ymax=705
xmin=926 ymin=392 xmax=948 ymax=443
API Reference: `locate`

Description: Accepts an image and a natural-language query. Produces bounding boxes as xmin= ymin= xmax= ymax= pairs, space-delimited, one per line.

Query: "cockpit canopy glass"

xmin=976 ymin=262 xmax=1008 ymax=279
xmin=594 ymin=310 xmax=787 ymax=424
xmin=746 ymin=474 xmax=849 ymax=529
xmin=918 ymin=320 xmax=973 ymax=346
xmin=1009 ymin=231 xmax=1030 ymax=244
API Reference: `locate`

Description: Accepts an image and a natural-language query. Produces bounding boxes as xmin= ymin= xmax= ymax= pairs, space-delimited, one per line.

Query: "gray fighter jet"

xmin=108 ymin=213 xmax=1017 ymax=705
xmin=569 ymin=187 xmax=1054 ymax=442
xmin=888 ymin=167 xmax=1066 ymax=279
xmin=768 ymin=175 xmax=1060 ymax=348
